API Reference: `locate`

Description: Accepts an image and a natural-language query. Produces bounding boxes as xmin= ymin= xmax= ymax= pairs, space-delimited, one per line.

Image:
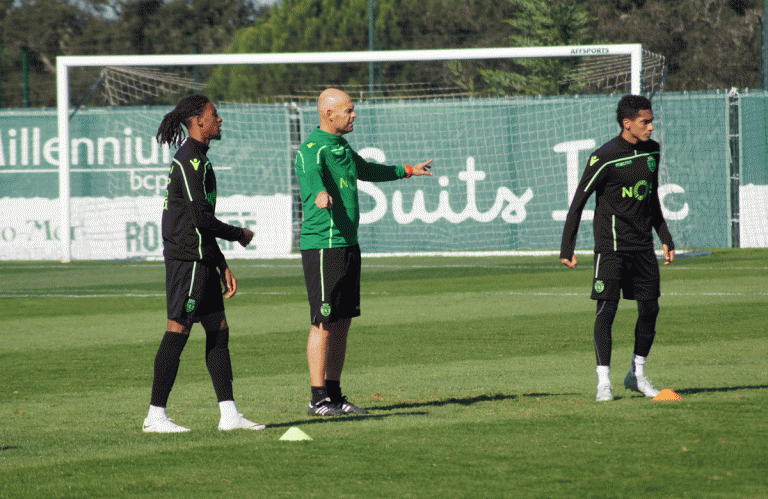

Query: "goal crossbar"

xmin=55 ymin=44 xmax=644 ymax=262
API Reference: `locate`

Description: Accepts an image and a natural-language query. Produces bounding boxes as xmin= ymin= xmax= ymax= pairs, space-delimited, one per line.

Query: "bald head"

xmin=318 ymin=88 xmax=356 ymax=136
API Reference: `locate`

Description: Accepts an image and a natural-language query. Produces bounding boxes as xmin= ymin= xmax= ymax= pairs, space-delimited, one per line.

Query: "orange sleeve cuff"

xmin=404 ymin=165 xmax=413 ymax=178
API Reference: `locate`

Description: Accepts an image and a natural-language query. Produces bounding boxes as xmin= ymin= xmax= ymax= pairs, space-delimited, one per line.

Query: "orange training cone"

xmin=652 ymin=389 xmax=682 ymax=401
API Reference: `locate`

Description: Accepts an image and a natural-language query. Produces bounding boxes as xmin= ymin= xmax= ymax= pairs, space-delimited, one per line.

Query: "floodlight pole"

xmin=22 ymin=45 xmax=30 ymax=108
xmin=764 ymin=0 xmax=768 ymax=89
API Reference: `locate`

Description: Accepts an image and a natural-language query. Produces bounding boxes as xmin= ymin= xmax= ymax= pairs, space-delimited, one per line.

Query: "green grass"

xmin=1 ymin=249 xmax=766 ymax=498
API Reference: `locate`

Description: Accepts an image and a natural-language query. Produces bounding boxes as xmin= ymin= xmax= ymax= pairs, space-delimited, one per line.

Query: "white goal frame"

xmin=56 ymin=44 xmax=644 ymax=262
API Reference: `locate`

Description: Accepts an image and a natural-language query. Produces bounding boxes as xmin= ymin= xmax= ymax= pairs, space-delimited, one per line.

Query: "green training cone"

xmin=279 ymin=427 xmax=312 ymax=441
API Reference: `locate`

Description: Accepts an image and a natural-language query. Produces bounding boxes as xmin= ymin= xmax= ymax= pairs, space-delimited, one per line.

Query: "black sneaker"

xmin=337 ymin=396 xmax=369 ymax=415
xmin=308 ymin=397 xmax=345 ymax=416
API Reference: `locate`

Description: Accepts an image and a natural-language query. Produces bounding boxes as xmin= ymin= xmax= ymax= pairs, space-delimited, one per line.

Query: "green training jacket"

xmin=295 ymin=127 xmax=407 ymax=250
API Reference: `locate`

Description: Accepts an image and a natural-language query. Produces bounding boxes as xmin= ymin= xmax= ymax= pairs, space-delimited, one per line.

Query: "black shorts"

xmin=165 ymin=259 xmax=225 ymax=321
xmin=591 ymin=250 xmax=660 ymax=301
xmin=301 ymin=245 xmax=361 ymax=325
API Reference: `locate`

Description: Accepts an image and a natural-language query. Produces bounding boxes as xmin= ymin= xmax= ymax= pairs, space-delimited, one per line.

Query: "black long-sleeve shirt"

xmin=161 ymin=137 xmax=244 ymax=265
xmin=560 ymin=135 xmax=674 ymax=259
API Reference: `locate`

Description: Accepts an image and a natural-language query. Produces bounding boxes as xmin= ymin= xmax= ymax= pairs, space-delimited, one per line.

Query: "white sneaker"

xmin=218 ymin=413 xmax=266 ymax=431
xmin=596 ymin=383 xmax=614 ymax=402
xmin=624 ymin=371 xmax=660 ymax=397
xmin=143 ymin=416 xmax=191 ymax=433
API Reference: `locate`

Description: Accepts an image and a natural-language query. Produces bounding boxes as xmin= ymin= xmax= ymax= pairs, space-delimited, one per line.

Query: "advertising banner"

xmin=0 ymin=92 xmax=749 ymax=259
xmin=299 ymin=95 xmax=719 ymax=252
xmin=0 ymin=106 xmax=293 ymax=260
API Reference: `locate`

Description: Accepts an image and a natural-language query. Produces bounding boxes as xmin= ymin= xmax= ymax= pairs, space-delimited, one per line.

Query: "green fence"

xmin=2 ymin=90 xmax=765 ymax=258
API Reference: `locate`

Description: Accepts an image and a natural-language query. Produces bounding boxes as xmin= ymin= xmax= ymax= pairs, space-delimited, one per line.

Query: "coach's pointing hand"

xmin=411 ymin=160 xmax=433 ymax=176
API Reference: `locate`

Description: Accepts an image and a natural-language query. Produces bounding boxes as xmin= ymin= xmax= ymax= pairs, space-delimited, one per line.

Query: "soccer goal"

xmin=51 ymin=44 xmax=669 ymax=262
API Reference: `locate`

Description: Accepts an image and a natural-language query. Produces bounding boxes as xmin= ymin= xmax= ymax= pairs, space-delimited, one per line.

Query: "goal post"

xmin=55 ymin=44 xmax=649 ymax=262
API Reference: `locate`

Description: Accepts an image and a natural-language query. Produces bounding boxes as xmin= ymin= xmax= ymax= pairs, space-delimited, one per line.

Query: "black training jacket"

xmin=161 ymin=137 xmax=244 ymax=264
xmin=560 ymin=135 xmax=674 ymax=259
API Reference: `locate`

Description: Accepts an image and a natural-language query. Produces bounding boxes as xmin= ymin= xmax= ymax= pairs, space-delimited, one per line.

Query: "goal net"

xmin=49 ymin=45 xmax=676 ymax=262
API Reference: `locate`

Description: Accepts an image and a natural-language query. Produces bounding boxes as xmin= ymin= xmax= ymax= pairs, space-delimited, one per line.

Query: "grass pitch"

xmin=1 ymin=249 xmax=766 ymax=498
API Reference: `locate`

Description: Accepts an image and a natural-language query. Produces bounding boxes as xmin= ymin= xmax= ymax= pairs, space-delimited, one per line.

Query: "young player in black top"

xmin=560 ymin=95 xmax=675 ymax=402
xmin=142 ymin=94 xmax=263 ymax=432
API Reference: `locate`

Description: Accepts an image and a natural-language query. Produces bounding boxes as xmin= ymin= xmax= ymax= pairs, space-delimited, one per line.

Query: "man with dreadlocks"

xmin=142 ymin=94 xmax=263 ymax=433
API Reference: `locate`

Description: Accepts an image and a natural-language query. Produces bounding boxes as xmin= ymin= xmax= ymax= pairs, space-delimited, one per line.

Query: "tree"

xmin=0 ymin=0 xmax=111 ymax=107
xmin=104 ymin=0 xmax=258 ymax=55
xmin=0 ymin=0 xmax=762 ymax=108
xmin=375 ymin=0 xmax=519 ymax=95
xmin=466 ymin=0 xmax=599 ymax=96
xmin=585 ymin=0 xmax=761 ymax=91
xmin=205 ymin=0 xmax=519 ymax=101
xmin=86 ymin=0 xmax=260 ymax=105
xmin=0 ymin=0 xmax=260 ymax=107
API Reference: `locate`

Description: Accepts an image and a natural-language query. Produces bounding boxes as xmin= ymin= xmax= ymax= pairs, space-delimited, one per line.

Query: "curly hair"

xmin=616 ymin=95 xmax=652 ymax=127
xmin=156 ymin=94 xmax=211 ymax=147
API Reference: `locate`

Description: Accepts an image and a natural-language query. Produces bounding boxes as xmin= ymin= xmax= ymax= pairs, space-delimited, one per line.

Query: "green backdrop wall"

xmin=2 ymin=90 xmax=761 ymax=256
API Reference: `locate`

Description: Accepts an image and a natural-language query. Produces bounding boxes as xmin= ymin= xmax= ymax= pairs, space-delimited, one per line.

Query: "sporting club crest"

xmin=321 ymin=303 xmax=331 ymax=316
xmin=647 ymin=155 xmax=657 ymax=172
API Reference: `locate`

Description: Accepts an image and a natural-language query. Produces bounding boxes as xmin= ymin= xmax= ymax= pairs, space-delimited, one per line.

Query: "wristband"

xmin=404 ymin=165 xmax=413 ymax=178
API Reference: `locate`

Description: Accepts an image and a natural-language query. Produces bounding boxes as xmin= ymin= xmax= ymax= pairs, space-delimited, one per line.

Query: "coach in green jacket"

xmin=295 ymin=88 xmax=433 ymax=416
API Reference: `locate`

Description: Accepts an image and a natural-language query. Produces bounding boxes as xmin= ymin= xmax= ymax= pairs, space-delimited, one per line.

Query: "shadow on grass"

xmin=267 ymin=393 xmax=518 ymax=428
xmin=267 ymin=392 xmax=586 ymax=429
xmin=676 ymin=384 xmax=767 ymax=395
xmin=520 ymin=392 xmax=580 ymax=398
xmin=268 ymin=411 xmax=428 ymax=429
xmin=370 ymin=393 xmax=518 ymax=411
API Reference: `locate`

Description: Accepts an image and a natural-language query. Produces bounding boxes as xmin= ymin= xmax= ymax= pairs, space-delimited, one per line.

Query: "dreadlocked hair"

xmin=156 ymin=94 xmax=211 ymax=147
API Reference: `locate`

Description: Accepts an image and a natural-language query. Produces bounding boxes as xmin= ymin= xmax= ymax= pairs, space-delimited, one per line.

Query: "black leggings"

xmin=593 ymin=299 xmax=659 ymax=366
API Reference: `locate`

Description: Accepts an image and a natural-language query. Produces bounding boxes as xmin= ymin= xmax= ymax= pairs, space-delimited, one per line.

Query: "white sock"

xmin=596 ymin=365 xmax=611 ymax=385
xmin=219 ymin=400 xmax=239 ymax=419
xmin=147 ymin=405 xmax=167 ymax=421
xmin=633 ymin=355 xmax=647 ymax=377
